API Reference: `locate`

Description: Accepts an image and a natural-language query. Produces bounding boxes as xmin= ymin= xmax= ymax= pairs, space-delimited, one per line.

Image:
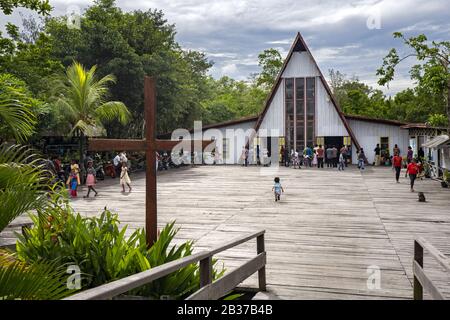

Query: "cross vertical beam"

xmin=145 ymin=76 xmax=157 ymax=246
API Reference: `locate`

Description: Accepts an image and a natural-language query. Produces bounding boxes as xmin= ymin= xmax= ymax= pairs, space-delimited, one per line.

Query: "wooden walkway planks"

xmin=2 ymin=165 xmax=449 ymax=299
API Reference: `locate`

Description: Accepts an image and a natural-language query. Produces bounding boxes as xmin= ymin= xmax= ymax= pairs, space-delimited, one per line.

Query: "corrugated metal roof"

xmin=422 ymin=135 xmax=450 ymax=148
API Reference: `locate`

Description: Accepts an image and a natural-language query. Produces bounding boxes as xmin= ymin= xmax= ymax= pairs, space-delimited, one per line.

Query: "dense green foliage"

xmin=0 ymin=0 xmax=270 ymax=137
xmin=0 ymin=0 xmax=51 ymax=15
xmin=16 ymin=204 xmax=224 ymax=299
xmin=329 ymin=68 xmax=447 ymax=124
xmin=377 ymin=32 xmax=449 ymax=129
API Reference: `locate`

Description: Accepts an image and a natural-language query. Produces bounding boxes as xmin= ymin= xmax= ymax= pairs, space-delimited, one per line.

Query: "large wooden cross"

xmin=88 ymin=76 xmax=213 ymax=246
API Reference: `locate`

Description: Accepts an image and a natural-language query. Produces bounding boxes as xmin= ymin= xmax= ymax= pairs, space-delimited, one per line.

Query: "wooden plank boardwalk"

xmin=2 ymin=165 xmax=449 ymax=299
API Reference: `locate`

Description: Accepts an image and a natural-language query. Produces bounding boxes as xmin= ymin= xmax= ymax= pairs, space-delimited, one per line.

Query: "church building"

xmin=175 ymin=33 xmax=445 ymax=166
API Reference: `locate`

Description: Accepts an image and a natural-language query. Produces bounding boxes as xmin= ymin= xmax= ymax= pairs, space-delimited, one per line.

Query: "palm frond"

xmin=95 ymin=102 xmax=131 ymax=125
xmin=0 ymin=251 xmax=73 ymax=300
xmin=54 ymin=61 xmax=130 ymax=135
xmin=0 ymin=144 xmax=49 ymax=232
xmin=0 ymin=99 xmax=36 ymax=143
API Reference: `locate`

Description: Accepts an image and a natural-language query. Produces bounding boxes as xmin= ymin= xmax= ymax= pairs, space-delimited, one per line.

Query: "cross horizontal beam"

xmin=88 ymin=139 xmax=214 ymax=152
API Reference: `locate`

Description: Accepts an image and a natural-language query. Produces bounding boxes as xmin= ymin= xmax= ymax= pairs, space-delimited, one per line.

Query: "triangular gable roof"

xmin=253 ymin=32 xmax=361 ymax=150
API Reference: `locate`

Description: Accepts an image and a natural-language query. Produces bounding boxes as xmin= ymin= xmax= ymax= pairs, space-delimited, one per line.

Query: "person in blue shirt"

xmin=272 ymin=177 xmax=284 ymax=202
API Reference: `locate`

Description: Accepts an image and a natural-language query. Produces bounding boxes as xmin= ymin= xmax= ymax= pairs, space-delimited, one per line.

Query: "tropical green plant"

xmin=53 ymin=61 xmax=131 ymax=163
xmin=0 ymin=74 xmax=41 ymax=143
xmin=377 ymin=32 xmax=450 ymax=131
xmin=428 ymin=114 xmax=448 ymax=128
xmin=0 ymin=144 xmax=49 ymax=231
xmin=0 ymin=252 xmax=71 ymax=300
xmin=16 ymin=201 xmax=225 ymax=299
xmin=0 ymin=144 xmax=72 ymax=300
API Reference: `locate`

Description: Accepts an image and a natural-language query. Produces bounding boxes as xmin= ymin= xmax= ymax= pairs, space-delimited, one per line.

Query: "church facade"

xmin=174 ymin=33 xmax=444 ymax=166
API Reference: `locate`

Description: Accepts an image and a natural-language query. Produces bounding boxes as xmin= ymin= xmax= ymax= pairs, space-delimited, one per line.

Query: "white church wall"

xmin=348 ymin=119 xmax=410 ymax=165
xmin=203 ymin=120 xmax=257 ymax=164
xmin=259 ymin=79 xmax=285 ymax=134
xmin=283 ymin=52 xmax=320 ymax=78
xmin=316 ymin=79 xmax=349 ymax=137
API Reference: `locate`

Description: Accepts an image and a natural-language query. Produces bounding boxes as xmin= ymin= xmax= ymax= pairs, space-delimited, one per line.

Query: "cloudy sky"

xmin=1 ymin=0 xmax=449 ymax=94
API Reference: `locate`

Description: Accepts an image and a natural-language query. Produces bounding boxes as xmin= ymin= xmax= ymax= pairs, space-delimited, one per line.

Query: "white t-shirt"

xmin=113 ymin=155 xmax=120 ymax=166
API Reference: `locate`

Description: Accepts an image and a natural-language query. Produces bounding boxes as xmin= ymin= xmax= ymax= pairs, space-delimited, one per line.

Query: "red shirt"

xmin=393 ymin=156 xmax=402 ymax=168
xmin=407 ymin=163 xmax=419 ymax=175
xmin=317 ymin=148 xmax=324 ymax=158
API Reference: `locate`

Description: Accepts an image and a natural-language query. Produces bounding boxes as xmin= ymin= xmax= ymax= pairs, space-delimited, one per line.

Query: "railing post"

xmin=414 ymin=240 xmax=424 ymax=300
xmin=200 ymin=256 xmax=213 ymax=289
xmin=257 ymin=233 xmax=267 ymax=291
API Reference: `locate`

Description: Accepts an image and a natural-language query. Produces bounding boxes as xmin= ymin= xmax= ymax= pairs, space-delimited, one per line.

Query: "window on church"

xmin=285 ymin=77 xmax=316 ymax=151
xmin=296 ymin=78 xmax=305 ymax=151
xmin=285 ymin=78 xmax=295 ymax=152
xmin=306 ymin=77 xmax=315 ymax=148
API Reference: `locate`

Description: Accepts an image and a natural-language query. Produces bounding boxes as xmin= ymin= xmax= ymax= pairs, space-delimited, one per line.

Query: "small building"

xmin=175 ymin=32 xmax=448 ymax=166
xmin=422 ymin=135 xmax=450 ymax=178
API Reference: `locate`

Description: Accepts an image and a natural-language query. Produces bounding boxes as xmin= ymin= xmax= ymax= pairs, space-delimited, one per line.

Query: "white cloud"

xmin=2 ymin=0 xmax=449 ymax=94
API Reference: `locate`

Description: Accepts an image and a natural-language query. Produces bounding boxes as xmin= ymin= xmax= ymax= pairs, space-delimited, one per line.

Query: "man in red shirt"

xmin=407 ymin=159 xmax=419 ymax=192
xmin=392 ymin=153 xmax=403 ymax=183
xmin=317 ymin=145 xmax=324 ymax=168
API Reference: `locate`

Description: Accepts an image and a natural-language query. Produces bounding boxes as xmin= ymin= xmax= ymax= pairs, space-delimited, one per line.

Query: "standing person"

xmin=70 ymin=159 xmax=80 ymax=182
xmin=303 ymin=146 xmax=310 ymax=167
xmin=120 ymin=151 xmax=128 ymax=166
xmin=338 ymin=152 xmax=345 ymax=171
xmin=358 ymin=148 xmax=366 ymax=170
xmin=407 ymin=146 xmax=413 ymax=164
xmin=374 ymin=144 xmax=381 ymax=166
xmin=312 ymin=148 xmax=318 ymax=167
xmin=392 ymin=152 xmax=403 ymax=183
xmin=244 ymin=147 xmax=249 ymax=167
xmin=331 ymin=146 xmax=338 ymax=168
xmin=113 ymin=152 xmax=121 ymax=178
xmin=120 ymin=162 xmax=132 ymax=193
xmin=66 ymin=169 xmax=79 ymax=198
xmin=307 ymin=146 xmax=314 ymax=167
xmin=272 ymin=177 xmax=284 ymax=202
xmin=326 ymin=145 xmax=333 ymax=168
xmin=340 ymin=145 xmax=349 ymax=167
xmin=317 ymin=145 xmax=324 ymax=168
xmin=393 ymin=144 xmax=400 ymax=157
xmin=84 ymin=160 xmax=98 ymax=198
xmin=407 ymin=159 xmax=419 ymax=192
xmin=256 ymin=145 xmax=260 ymax=166
xmin=280 ymin=145 xmax=285 ymax=166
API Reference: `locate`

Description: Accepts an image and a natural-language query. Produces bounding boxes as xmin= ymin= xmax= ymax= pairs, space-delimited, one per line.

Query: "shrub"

xmin=16 ymin=198 xmax=224 ymax=299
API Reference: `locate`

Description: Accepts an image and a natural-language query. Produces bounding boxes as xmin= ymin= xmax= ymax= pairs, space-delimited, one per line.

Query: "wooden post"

xmin=199 ymin=256 xmax=213 ymax=290
xmin=413 ymin=240 xmax=424 ymax=300
xmin=257 ymin=233 xmax=267 ymax=291
xmin=145 ymin=76 xmax=157 ymax=247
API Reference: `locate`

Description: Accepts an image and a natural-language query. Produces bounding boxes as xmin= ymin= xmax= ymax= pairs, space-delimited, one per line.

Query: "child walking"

xmin=120 ymin=162 xmax=132 ymax=193
xmin=66 ymin=169 xmax=80 ymax=198
xmin=272 ymin=177 xmax=284 ymax=202
xmin=84 ymin=161 xmax=98 ymax=198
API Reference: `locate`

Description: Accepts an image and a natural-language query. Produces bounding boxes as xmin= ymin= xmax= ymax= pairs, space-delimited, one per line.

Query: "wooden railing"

xmin=65 ymin=230 xmax=266 ymax=300
xmin=413 ymin=237 xmax=450 ymax=300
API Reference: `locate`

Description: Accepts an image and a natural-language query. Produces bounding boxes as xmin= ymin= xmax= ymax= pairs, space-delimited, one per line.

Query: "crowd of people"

xmin=280 ymin=144 xmax=352 ymax=170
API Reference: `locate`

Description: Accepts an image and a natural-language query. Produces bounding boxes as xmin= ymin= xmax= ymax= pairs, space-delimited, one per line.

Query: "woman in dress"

xmin=84 ymin=160 xmax=98 ymax=198
xmin=120 ymin=162 xmax=132 ymax=193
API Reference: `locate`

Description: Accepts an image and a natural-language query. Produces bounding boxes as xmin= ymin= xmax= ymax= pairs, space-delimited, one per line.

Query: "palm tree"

xmin=54 ymin=61 xmax=131 ymax=165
